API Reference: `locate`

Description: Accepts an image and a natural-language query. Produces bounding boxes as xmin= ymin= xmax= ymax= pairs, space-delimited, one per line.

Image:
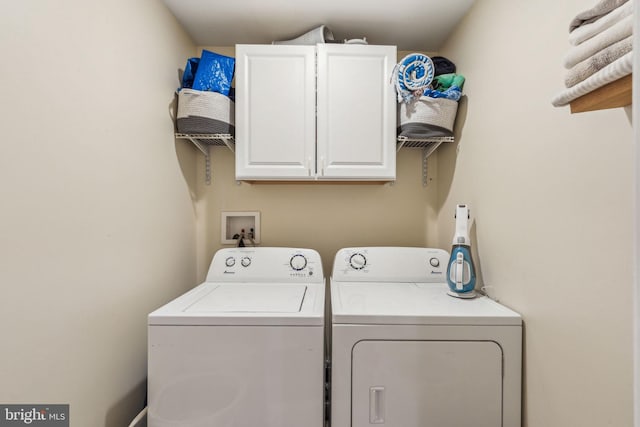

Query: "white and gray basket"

xmin=176 ymin=88 xmax=235 ymax=135
xmin=398 ymin=96 xmax=458 ymax=138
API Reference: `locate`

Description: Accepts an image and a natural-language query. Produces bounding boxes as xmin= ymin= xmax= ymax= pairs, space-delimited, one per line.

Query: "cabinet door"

xmin=316 ymin=45 xmax=396 ymax=180
xmin=235 ymin=45 xmax=316 ymax=180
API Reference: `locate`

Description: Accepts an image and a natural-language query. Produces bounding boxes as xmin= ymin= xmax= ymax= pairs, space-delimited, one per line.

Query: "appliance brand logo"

xmin=431 ymin=270 xmax=443 ymax=274
xmin=223 ymin=270 xmax=235 ymax=274
xmin=0 ymin=405 xmax=68 ymax=426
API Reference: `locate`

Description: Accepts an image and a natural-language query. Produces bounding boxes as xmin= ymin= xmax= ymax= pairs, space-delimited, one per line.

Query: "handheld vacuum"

xmin=446 ymin=204 xmax=477 ymax=298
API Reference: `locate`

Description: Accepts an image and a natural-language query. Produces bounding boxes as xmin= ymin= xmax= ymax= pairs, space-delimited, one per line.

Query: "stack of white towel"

xmin=552 ymin=0 xmax=633 ymax=107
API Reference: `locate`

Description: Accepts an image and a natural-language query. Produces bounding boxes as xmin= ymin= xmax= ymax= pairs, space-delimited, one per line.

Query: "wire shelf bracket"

xmin=175 ymin=133 xmax=235 ymax=185
xmin=396 ymin=135 xmax=454 ymax=187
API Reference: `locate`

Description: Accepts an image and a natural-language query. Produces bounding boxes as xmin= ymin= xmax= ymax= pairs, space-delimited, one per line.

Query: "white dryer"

xmin=148 ymin=247 xmax=325 ymax=427
xmin=330 ymin=247 xmax=522 ymax=427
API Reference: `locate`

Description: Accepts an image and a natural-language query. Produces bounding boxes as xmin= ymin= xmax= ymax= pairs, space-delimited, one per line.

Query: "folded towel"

xmin=563 ymin=14 xmax=632 ymax=68
xmin=569 ymin=1 xmax=632 ymax=45
xmin=569 ymin=0 xmax=629 ymax=31
xmin=552 ymin=51 xmax=632 ymax=107
xmin=565 ymin=36 xmax=632 ymax=87
xmin=394 ymin=53 xmax=435 ymax=103
xmin=431 ymin=56 xmax=456 ymax=76
xmin=432 ymin=74 xmax=466 ymax=91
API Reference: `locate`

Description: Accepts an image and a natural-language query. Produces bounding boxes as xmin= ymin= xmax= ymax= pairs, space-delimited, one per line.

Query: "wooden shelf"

xmin=570 ymin=74 xmax=632 ymax=113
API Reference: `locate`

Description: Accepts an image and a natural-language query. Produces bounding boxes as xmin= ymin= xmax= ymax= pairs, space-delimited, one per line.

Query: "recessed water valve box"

xmin=221 ymin=211 xmax=261 ymax=244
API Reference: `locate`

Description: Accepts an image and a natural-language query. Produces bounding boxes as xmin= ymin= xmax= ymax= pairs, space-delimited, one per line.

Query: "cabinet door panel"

xmin=236 ymin=45 xmax=316 ymax=179
xmin=317 ymin=45 xmax=396 ymax=180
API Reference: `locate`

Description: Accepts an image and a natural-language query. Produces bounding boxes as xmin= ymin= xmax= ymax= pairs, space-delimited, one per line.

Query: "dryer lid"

xmin=331 ymin=281 xmax=521 ymax=326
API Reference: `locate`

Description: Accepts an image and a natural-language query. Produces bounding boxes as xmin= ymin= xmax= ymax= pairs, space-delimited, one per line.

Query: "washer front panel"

xmin=148 ymin=324 xmax=324 ymax=427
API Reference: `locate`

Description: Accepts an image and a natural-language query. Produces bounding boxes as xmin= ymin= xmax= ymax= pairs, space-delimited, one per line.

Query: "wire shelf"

xmin=396 ymin=135 xmax=454 ymax=149
xmin=175 ymin=133 xmax=234 ymax=149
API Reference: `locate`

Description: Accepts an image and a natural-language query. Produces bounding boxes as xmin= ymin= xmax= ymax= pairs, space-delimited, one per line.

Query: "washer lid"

xmin=186 ymin=284 xmax=306 ymax=313
xmin=149 ymin=282 xmax=324 ymax=326
xmin=331 ymin=281 xmax=521 ymax=326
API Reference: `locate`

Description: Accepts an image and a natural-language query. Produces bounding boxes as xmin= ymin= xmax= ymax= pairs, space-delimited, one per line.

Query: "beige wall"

xmin=437 ymin=1 xmax=634 ymax=426
xmin=0 ymin=1 xmax=197 ymax=425
xmin=0 ymin=2 xmax=635 ymax=426
xmin=193 ymin=147 xmax=439 ymax=278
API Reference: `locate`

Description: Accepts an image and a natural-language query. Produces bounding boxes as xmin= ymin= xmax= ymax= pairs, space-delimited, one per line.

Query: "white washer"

xmin=330 ymin=247 xmax=522 ymax=427
xmin=148 ymin=247 xmax=325 ymax=427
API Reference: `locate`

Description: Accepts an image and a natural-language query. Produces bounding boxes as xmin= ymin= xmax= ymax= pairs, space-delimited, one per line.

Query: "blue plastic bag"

xmin=181 ymin=57 xmax=199 ymax=89
xmin=192 ymin=50 xmax=235 ymax=96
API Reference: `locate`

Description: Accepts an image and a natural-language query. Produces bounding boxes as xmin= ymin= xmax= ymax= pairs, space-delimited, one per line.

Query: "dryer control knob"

xmin=349 ymin=253 xmax=367 ymax=270
xmin=290 ymin=254 xmax=308 ymax=271
xmin=241 ymin=256 xmax=251 ymax=267
xmin=225 ymin=257 xmax=235 ymax=267
xmin=429 ymin=257 xmax=440 ymax=267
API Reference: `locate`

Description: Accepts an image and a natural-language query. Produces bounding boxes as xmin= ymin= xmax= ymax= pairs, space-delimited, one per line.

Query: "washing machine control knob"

xmin=240 ymin=256 xmax=251 ymax=267
xmin=290 ymin=254 xmax=308 ymax=271
xmin=225 ymin=257 xmax=235 ymax=267
xmin=349 ymin=253 xmax=367 ymax=270
xmin=429 ymin=257 xmax=440 ymax=267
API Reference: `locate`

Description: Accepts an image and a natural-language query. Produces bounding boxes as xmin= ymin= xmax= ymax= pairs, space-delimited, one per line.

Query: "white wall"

xmin=438 ymin=1 xmax=634 ymax=426
xmin=0 ymin=1 xmax=197 ymax=425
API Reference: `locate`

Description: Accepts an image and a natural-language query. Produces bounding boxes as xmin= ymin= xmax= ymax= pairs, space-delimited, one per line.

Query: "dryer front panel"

xmin=352 ymin=340 xmax=502 ymax=427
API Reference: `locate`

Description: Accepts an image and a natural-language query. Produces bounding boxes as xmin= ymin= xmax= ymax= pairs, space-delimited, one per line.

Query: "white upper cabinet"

xmin=235 ymin=44 xmax=397 ymax=181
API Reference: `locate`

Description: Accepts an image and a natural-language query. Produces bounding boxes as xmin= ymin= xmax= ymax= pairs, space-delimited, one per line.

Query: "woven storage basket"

xmin=398 ymin=96 xmax=458 ymax=136
xmin=177 ymin=89 xmax=235 ymax=135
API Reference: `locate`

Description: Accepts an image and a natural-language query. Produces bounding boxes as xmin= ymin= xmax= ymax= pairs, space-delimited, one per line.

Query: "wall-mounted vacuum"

xmin=446 ymin=204 xmax=477 ymax=298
